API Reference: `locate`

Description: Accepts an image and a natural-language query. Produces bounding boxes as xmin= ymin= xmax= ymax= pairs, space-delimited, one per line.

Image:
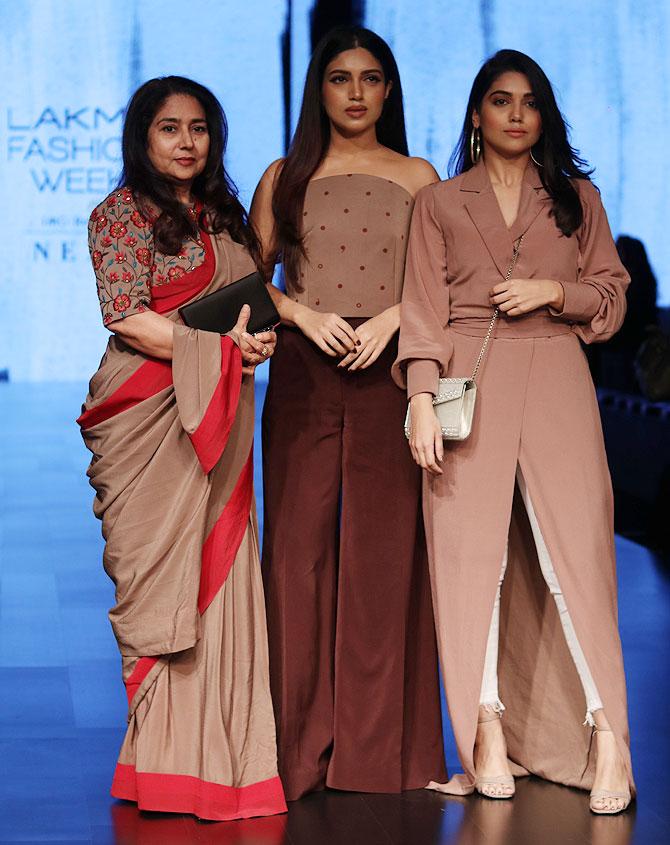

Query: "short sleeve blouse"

xmin=88 ymin=188 xmax=206 ymax=326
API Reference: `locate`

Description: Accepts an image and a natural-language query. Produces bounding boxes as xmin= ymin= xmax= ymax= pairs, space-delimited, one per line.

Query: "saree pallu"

xmin=77 ymin=230 xmax=287 ymax=821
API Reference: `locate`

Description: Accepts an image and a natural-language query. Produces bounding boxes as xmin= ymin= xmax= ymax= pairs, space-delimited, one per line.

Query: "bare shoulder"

xmin=405 ymin=156 xmax=441 ymax=193
xmin=378 ymin=150 xmax=440 ymax=197
xmin=258 ymin=158 xmax=285 ymax=193
xmin=251 ymin=159 xmax=286 ymax=220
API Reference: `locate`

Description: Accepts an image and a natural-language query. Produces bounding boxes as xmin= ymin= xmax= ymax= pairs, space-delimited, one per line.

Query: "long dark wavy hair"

xmin=273 ymin=26 xmax=408 ymax=291
xmin=450 ymin=49 xmax=592 ymax=236
xmin=118 ymin=76 xmax=259 ymax=262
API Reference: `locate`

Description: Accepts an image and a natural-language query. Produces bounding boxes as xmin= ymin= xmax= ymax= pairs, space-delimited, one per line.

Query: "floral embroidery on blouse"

xmin=88 ymin=189 xmax=207 ymax=325
xmin=152 ymin=226 xmax=205 ymax=287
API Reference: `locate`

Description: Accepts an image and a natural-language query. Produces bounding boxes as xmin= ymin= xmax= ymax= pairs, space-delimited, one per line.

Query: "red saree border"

xmin=111 ymin=764 xmax=287 ymax=820
xmin=124 ymin=450 xmax=253 ymax=706
xmin=189 ymin=336 xmax=242 ymax=474
xmin=150 ymin=228 xmax=216 ymax=315
xmin=77 ymin=360 xmax=172 ymax=430
xmin=124 ymin=656 xmax=159 ymax=707
xmin=198 ymin=450 xmax=254 ymax=614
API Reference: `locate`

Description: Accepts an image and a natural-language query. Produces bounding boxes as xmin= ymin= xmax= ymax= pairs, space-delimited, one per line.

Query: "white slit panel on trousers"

xmin=480 ymin=466 xmax=603 ymax=723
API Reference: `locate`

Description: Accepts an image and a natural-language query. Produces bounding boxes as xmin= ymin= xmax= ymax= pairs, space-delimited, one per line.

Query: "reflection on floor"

xmin=0 ymin=382 xmax=668 ymax=844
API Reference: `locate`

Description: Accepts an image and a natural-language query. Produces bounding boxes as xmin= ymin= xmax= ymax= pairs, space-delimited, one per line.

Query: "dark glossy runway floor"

xmin=1 ymin=381 xmax=669 ymax=845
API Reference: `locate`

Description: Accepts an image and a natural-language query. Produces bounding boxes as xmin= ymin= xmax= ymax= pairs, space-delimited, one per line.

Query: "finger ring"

xmin=261 ymin=346 xmax=269 ymax=357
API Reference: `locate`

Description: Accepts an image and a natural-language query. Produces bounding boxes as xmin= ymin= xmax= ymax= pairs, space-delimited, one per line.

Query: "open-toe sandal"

xmin=589 ymin=727 xmax=631 ymax=815
xmin=474 ymin=709 xmax=515 ymax=800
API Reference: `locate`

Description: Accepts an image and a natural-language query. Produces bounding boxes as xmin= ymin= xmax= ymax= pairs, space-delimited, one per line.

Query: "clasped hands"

xmin=296 ymin=306 xmax=399 ymax=370
xmin=489 ymin=277 xmax=565 ymax=315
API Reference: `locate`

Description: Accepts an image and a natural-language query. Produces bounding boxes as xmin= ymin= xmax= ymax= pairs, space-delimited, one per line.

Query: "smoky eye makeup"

xmin=326 ymin=68 xmax=384 ymax=84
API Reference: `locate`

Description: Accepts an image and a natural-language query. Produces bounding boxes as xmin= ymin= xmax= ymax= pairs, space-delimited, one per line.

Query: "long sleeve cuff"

xmin=406 ymin=359 xmax=440 ymax=398
xmin=550 ymin=280 xmax=602 ymax=322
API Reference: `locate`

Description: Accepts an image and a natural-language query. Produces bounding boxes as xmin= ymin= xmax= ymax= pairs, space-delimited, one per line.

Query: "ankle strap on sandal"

xmin=478 ymin=710 xmax=503 ymax=724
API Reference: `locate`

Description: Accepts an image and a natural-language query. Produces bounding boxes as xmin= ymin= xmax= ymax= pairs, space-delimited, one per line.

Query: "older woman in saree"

xmin=77 ymin=76 xmax=286 ymax=822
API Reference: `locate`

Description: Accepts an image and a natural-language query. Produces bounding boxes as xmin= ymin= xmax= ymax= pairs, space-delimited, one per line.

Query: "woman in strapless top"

xmin=251 ymin=26 xmax=447 ymax=800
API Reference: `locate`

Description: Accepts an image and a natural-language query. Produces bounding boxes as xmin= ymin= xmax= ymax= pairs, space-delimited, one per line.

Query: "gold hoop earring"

xmin=530 ymin=148 xmax=543 ymax=168
xmin=470 ymin=127 xmax=481 ymax=164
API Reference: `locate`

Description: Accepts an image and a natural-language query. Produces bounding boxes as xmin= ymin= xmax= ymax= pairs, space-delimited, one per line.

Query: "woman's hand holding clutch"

xmin=230 ymin=304 xmax=277 ymax=375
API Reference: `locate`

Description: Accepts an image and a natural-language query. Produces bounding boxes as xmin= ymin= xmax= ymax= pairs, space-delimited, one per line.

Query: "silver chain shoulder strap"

xmin=470 ymin=234 xmax=524 ymax=382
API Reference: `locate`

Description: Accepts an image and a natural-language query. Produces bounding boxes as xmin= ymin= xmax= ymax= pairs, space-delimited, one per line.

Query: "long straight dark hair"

xmin=450 ymin=49 xmax=592 ymax=236
xmin=118 ymin=76 xmax=259 ymax=262
xmin=273 ymin=26 xmax=408 ymax=291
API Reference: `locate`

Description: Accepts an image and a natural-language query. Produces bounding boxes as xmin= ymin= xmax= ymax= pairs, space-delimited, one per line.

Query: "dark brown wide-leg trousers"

xmin=261 ymin=324 xmax=447 ymax=801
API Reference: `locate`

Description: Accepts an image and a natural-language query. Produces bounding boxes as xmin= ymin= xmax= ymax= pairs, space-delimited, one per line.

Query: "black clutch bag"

xmin=179 ymin=271 xmax=280 ymax=335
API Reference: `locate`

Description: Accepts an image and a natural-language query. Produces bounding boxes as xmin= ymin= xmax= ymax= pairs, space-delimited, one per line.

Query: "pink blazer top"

xmin=393 ymin=161 xmax=630 ymax=397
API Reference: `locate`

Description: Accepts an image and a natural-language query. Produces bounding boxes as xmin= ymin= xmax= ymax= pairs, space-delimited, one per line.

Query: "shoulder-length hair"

xmin=273 ymin=26 xmax=408 ymax=291
xmin=118 ymin=75 xmax=259 ymax=262
xmin=450 ymin=49 xmax=592 ymax=236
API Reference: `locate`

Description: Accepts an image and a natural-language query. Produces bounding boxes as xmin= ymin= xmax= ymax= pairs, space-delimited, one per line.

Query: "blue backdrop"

xmin=1 ymin=0 xmax=667 ymax=381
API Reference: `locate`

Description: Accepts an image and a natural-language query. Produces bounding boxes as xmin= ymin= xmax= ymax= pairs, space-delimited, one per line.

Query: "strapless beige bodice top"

xmin=288 ymin=173 xmax=414 ymax=317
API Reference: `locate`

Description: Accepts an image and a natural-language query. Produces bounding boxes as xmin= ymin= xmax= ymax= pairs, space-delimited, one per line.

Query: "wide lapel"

xmin=462 ymin=161 xmax=515 ymax=279
xmin=509 ymin=164 xmax=549 ymax=242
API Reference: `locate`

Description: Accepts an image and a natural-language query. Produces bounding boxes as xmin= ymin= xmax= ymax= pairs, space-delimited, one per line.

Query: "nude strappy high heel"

xmin=474 ymin=709 xmax=515 ymax=799
xmin=589 ymin=727 xmax=631 ymax=815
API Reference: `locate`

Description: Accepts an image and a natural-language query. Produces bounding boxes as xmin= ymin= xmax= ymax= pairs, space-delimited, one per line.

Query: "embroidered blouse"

xmin=88 ymin=189 xmax=206 ymax=325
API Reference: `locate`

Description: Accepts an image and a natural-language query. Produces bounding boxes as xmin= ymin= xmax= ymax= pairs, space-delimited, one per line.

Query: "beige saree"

xmin=78 ymin=191 xmax=286 ymax=821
